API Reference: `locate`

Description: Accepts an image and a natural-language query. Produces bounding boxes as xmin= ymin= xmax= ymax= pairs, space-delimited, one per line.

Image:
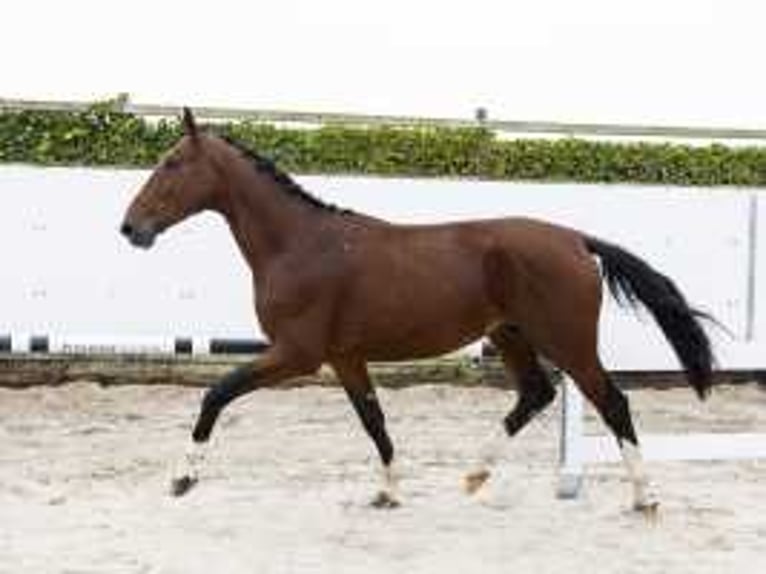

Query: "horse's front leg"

xmin=172 ymin=344 xmax=321 ymax=497
xmin=331 ymin=359 xmax=399 ymax=509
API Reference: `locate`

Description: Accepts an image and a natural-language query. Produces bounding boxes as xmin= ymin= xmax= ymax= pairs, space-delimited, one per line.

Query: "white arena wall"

xmin=1 ymin=164 xmax=763 ymax=371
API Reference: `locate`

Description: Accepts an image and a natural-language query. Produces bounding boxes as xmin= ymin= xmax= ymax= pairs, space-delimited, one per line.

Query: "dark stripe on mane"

xmin=218 ymin=135 xmax=352 ymax=215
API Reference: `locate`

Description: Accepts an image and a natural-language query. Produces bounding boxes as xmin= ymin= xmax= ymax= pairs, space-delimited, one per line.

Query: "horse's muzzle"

xmin=120 ymin=220 xmax=156 ymax=249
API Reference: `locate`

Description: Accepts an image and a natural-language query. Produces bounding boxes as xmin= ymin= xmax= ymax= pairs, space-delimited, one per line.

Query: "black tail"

xmin=585 ymin=236 xmax=715 ymax=399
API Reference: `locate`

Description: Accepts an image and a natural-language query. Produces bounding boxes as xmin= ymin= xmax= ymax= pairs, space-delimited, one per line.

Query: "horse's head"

xmin=120 ymin=108 xmax=222 ymax=248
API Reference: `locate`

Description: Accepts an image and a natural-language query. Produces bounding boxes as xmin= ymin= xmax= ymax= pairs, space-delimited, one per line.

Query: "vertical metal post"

xmin=557 ymin=377 xmax=585 ymax=498
xmin=745 ymin=192 xmax=759 ymax=342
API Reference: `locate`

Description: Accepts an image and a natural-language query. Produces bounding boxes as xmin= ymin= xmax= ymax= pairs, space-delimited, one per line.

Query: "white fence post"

xmin=745 ymin=192 xmax=759 ymax=342
xmin=557 ymin=377 xmax=585 ymax=498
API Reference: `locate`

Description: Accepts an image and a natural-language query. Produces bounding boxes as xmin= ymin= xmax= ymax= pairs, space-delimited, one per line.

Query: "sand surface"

xmin=1 ymin=381 xmax=765 ymax=573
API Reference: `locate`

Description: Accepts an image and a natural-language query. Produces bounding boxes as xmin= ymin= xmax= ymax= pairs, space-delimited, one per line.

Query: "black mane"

xmin=218 ymin=135 xmax=352 ymax=215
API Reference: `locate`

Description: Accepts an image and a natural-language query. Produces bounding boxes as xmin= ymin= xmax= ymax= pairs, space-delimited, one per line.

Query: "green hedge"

xmin=1 ymin=103 xmax=765 ymax=186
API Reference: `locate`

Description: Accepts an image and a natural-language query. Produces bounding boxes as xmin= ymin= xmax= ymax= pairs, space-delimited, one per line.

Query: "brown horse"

xmin=121 ymin=109 xmax=714 ymax=511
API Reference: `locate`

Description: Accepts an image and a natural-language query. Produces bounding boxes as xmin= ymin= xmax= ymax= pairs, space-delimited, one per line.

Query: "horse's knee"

xmin=202 ymin=363 xmax=255 ymax=410
xmin=192 ymin=363 xmax=262 ymax=442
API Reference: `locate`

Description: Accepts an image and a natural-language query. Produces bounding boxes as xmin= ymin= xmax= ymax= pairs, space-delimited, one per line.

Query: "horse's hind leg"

xmin=514 ymin=252 xmax=658 ymax=513
xmin=464 ymin=324 xmax=556 ymax=494
xmin=565 ymin=359 xmax=659 ymax=513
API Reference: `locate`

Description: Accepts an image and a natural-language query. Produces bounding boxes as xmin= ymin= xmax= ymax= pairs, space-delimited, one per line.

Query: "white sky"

xmin=3 ymin=0 xmax=765 ymax=126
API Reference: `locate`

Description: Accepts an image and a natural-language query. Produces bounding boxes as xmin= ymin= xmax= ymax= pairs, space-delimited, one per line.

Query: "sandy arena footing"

xmin=1 ymin=382 xmax=765 ymax=573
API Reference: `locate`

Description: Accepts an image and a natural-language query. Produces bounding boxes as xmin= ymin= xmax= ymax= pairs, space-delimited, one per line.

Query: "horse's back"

xmin=324 ymin=215 xmax=598 ymax=360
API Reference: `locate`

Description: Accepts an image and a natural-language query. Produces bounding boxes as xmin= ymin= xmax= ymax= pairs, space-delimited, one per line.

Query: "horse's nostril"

xmin=120 ymin=220 xmax=156 ymax=249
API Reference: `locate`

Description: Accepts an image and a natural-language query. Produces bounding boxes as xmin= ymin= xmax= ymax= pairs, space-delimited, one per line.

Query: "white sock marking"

xmin=382 ymin=462 xmax=399 ymax=499
xmin=620 ymin=442 xmax=659 ymax=508
xmin=477 ymin=422 xmax=509 ymax=468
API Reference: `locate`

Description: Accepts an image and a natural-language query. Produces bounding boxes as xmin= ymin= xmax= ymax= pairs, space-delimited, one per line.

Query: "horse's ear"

xmin=182 ymin=107 xmax=198 ymax=138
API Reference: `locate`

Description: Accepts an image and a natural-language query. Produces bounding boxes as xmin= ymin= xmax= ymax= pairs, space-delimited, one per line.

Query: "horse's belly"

xmin=333 ymin=284 xmax=495 ymax=361
xmin=359 ymin=326 xmax=485 ymax=361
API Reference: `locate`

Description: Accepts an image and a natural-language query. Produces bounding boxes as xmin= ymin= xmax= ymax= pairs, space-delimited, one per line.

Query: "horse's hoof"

xmin=463 ymin=469 xmax=491 ymax=495
xmin=170 ymin=475 xmax=198 ymax=497
xmin=370 ymin=491 xmax=400 ymax=509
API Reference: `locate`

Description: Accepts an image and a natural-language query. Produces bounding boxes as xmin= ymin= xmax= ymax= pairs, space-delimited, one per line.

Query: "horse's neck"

xmin=221 ymin=168 xmax=325 ymax=277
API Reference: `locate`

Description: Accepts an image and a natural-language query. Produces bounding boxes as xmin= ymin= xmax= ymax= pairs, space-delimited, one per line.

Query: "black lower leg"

xmin=598 ymin=382 xmax=639 ymax=447
xmin=503 ymin=369 xmax=556 ymax=437
xmin=192 ymin=363 xmax=256 ymax=443
xmin=347 ymin=390 xmax=394 ymax=466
